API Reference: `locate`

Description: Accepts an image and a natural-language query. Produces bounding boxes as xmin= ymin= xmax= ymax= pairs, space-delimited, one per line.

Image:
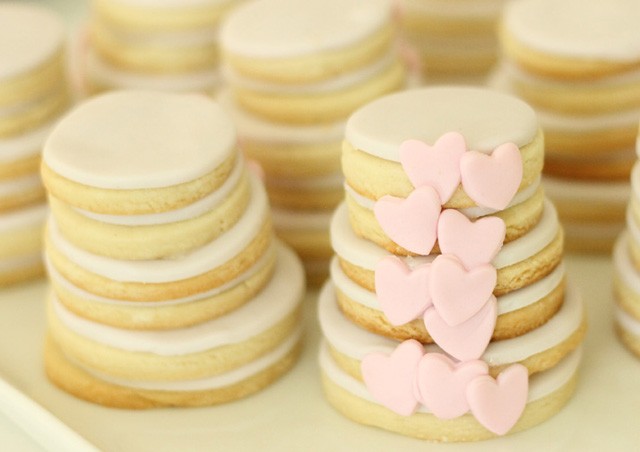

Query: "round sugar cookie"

xmin=501 ymin=0 xmax=640 ymax=79
xmin=42 ymin=91 xmax=237 ymax=215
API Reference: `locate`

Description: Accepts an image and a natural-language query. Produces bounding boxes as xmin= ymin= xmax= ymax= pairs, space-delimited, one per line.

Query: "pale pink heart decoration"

xmin=374 ymin=185 xmax=441 ymax=255
xmin=416 ymin=353 xmax=488 ymax=419
xmin=437 ymin=209 xmax=506 ymax=270
xmin=398 ymin=133 xmax=467 ymax=204
xmin=423 ymin=296 xmax=497 ymax=361
xmin=375 ymin=256 xmax=432 ymax=326
xmin=361 ymin=340 xmax=425 ymax=416
xmin=459 ymin=142 xmax=523 ymax=211
xmin=429 ymin=254 xmax=497 ymax=326
xmin=466 ymin=364 xmax=529 ymax=435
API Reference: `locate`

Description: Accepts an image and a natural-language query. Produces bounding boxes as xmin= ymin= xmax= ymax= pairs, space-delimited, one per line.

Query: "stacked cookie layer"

xmin=42 ymin=91 xmax=304 ymax=408
xmin=319 ymin=87 xmax=586 ymax=441
xmin=399 ymin=0 xmax=508 ymax=83
xmin=85 ymin=0 xmax=242 ymax=95
xmin=613 ymin=132 xmax=640 ymax=358
xmin=492 ymin=0 xmax=640 ymax=252
xmin=219 ymin=0 xmax=406 ymax=286
xmin=0 ymin=3 xmax=69 ymax=286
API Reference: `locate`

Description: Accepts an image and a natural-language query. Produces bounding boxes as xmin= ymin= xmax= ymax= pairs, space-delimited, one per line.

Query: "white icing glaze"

xmin=0 ymin=203 xmax=47 ymax=233
xmin=345 ymin=175 xmax=541 ymax=217
xmin=72 ymin=158 xmax=245 ymax=226
xmin=319 ymin=341 xmax=582 ymax=410
xmin=272 ymin=207 xmax=333 ymax=232
xmin=330 ymin=256 xmax=564 ymax=316
xmin=543 ymin=176 xmax=630 ymax=205
xmin=615 ymin=306 xmax=640 ymax=337
xmin=318 ymin=279 xmax=583 ymax=365
xmin=45 ymin=242 xmax=275 ymax=307
xmin=217 ymin=90 xmax=345 ymax=144
xmin=0 ymin=173 xmax=41 ymax=198
xmin=220 ymin=0 xmax=392 ymax=58
xmin=0 ymin=119 xmax=55 ymax=162
xmin=47 ymin=175 xmax=268 ymax=283
xmin=402 ymin=0 xmax=507 ymax=20
xmin=0 ymin=252 xmax=42 ymax=273
xmin=77 ymin=327 xmax=302 ymax=391
xmin=331 ymin=199 xmax=558 ymax=271
xmin=222 ymin=52 xmax=397 ymax=94
xmin=87 ymin=52 xmax=221 ymax=93
xmin=51 ymin=243 xmax=303 ymax=356
xmin=0 ymin=3 xmax=64 ymax=80
xmin=504 ymin=0 xmax=640 ymax=61
xmin=43 ymin=91 xmax=235 ymax=189
xmin=345 ymin=87 xmax=538 ymax=162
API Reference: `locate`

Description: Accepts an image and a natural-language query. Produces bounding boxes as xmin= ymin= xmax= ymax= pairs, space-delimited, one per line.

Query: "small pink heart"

xmin=399 ymin=133 xmax=467 ymax=203
xmin=430 ymin=254 xmax=497 ymax=326
xmin=460 ymin=142 xmax=523 ymax=210
xmin=423 ymin=296 xmax=497 ymax=361
xmin=361 ymin=340 xmax=425 ymax=416
xmin=437 ymin=210 xmax=506 ymax=269
xmin=416 ymin=353 xmax=488 ymax=419
xmin=374 ymin=185 xmax=441 ymax=255
xmin=466 ymin=364 xmax=529 ymax=436
xmin=375 ymin=256 xmax=432 ymax=326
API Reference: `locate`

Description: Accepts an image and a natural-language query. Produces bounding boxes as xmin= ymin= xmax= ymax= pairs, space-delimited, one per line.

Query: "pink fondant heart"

xmin=375 ymin=256 xmax=432 ymax=326
xmin=437 ymin=209 xmax=506 ymax=269
xmin=460 ymin=142 xmax=523 ymax=210
xmin=361 ymin=340 xmax=425 ymax=416
xmin=399 ymin=134 xmax=466 ymax=204
xmin=429 ymin=254 xmax=497 ymax=326
xmin=416 ymin=353 xmax=488 ymax=419
xmin=423 ymin=296 xmax=497 ymax=361
xmin=466 ymin=364 xmax=529 ymax=436
xmin=374 ymin=185 xmax=441 ymax=255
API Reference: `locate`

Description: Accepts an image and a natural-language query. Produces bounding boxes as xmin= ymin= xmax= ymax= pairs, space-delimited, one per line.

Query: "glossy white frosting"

xmin=72 ymin=158 xmax=245 ymax=226
xmin=220 ymin=0 xmax=392 ymax=58
xmin=504 ymin=0 xmax=640 ymax=61
xmin=319 ymin=279 xmax=584 ymax=365
xmin=345 ymin=87 xmax=538 ymax=161
xmin=0 ymin=203 xmax=47 ymax=233
xmin=543 ymin=176 xmax=630 ymax=206
xmin=43 ymin=91 xmax=235 ymax=189
xmin=50 ymin=243 xmax=304 ymax=356
xmin=331 ymin=199 xmax=558 ymax=271
xmin=272 ymin=207 xmax=333 ymax=232
xmin=0 ymin=173 xmax=42 ymax=198
xmin=320 ymin=342 xmax=582 ymax=410
xmin=0 ymin=3 xmax=64 ymax=80
xmin=0 ymin=119 xmax=55 ymax=162
xmin=47 ymin=175 xmax=268 ymax=283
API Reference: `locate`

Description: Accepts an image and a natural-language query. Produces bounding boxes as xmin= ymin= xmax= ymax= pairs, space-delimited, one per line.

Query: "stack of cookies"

xmin=492 ymin=0 xmax=640 ymax=252
xmin=42 ymin=91 xmax=304 ymax=408
xmin=85 ymin=0 xmax=243 ymax=95
xmin=319 ymin=87 xmax=586 ymax=440
xmin=0 ymin=3 xmax=69 ymax=286
xmin=613 ymin=130 xmax=640 ymax=358
xmin=398 ymin=0 xmax=508 ymax=83
xmin=219 ymin=0 xmax=406 ymax=286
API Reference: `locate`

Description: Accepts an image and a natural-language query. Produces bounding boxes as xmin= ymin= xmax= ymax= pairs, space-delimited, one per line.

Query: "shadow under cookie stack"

xmin=41 ymin=91 xmax=304 ymax=408
xmin=0 ymin=3 xmax=70 ymax=287
xmin=218 ymin=0 xmax=407 ymax=286
xmin=492 ymin=0 xmax=640 ymax=253
xmin=319 ymin=87 xmax=586 ymax=441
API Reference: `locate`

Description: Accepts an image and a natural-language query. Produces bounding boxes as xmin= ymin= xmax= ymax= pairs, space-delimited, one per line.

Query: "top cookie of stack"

xmin=85 ymin=0 xmax=243 ymax=94
xmin=0 ymin=3 xmax=70 ymax=286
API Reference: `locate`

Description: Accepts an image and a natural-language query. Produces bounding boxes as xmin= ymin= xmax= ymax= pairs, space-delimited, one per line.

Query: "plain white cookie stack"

xmin=0 ymin=3 xmax=70 ymax=286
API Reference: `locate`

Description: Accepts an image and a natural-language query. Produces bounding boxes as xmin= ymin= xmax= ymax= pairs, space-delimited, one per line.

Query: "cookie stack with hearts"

xmin=218 ymin=0 xmax=407 ymax=286
xmin=0 ymin=3 xmax=70 ymax=286
xmin=491 ymin=0 xmax=640 ymax=252
xmin=41 ymin=91 xmax=304 ymax=408
xmin=84 ymin=0 xmax=243 ymax=95
xmin=319 ymin=87 xmax=587 ymax=441
xmin=398 ymin=0 xmax=508 ymax=83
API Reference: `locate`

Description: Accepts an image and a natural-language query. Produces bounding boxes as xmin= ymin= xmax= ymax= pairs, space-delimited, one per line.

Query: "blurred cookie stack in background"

xmin=84 ymin=0 xmax=244 ymax=95
xmin=0 ymin=3 xmax=70 ymax=286
xmin=398 ymin=0 xmax=508 ymax=84
xmin=219 ymin=0 xmax=407 ymax=286
xmin=492 ymin=0 xmax=640 ymax=252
